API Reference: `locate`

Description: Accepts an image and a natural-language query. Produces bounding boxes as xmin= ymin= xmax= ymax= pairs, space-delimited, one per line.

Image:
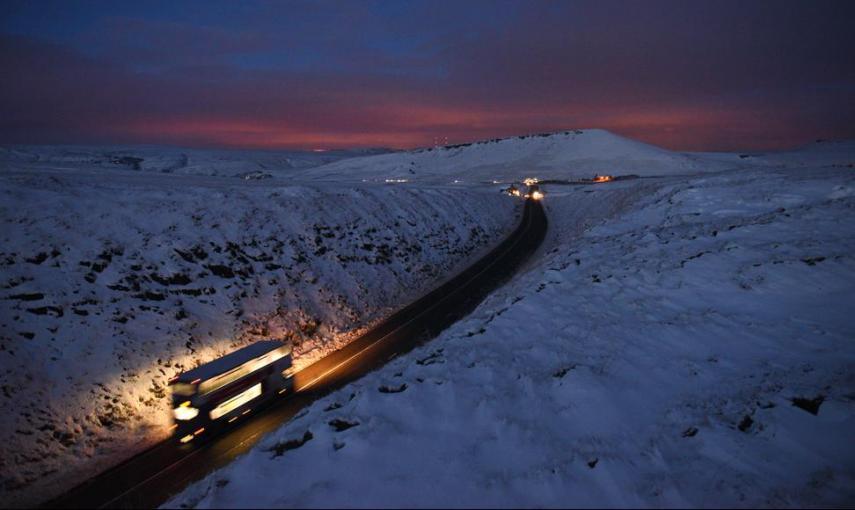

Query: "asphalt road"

xmin=46 ymin=197 xmax=547 ymax=509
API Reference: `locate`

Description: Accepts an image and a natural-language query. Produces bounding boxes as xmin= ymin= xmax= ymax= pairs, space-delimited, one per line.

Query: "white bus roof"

xmin=173 ymin=340 xmax=289 ymax=384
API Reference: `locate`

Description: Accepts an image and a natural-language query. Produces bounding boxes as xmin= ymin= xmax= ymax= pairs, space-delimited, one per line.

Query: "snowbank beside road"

xmin=169 ymin=164 xmax=855 ymax=508
xmin=0 ymin=166 xmax=515 ymax=506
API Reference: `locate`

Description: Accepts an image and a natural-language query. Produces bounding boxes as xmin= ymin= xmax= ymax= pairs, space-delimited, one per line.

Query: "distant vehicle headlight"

xmin=173 ymin=404 xmax=200 ymax=421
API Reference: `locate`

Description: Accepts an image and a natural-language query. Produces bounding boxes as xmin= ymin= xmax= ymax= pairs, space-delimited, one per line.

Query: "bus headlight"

xmin=173 ymin=405 xmax=200 ymax=421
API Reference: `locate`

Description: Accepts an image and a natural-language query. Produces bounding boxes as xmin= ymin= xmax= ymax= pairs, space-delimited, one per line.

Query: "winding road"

xmin=47 ymin=197 xmax=547 ymax=509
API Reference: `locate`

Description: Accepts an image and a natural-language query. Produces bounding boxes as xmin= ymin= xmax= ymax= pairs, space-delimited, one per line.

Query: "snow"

xmin=296 ymin=129 xmax=735 ymax=184
xmin=0 ymin=151 xmax=516 ymax=507
xmin=3 ymin=130 xmax=853 ymax=508
xmin=0 ymin=145 xmax=394 ymax=178
xmin=755 ymin=139 xmax=855 ymax=169
xmin=167 ymin=153 xmax=855 ymax=507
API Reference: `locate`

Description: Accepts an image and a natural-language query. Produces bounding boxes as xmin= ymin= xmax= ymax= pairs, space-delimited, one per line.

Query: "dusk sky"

xmin=2 ymin=0 xmax=854 ymax=151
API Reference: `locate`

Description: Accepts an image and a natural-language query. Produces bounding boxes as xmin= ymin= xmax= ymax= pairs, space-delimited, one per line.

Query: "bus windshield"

xmin=171 ymin=382 xmax=197 ymax=397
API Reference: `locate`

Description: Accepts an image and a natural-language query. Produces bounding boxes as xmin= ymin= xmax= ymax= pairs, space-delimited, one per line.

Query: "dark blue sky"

xmin=2 ymin=0 xmax=854 ymax=151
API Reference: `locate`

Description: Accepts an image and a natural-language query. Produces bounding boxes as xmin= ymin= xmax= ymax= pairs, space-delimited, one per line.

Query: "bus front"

xmin=168 ymin=377 xmax=206 ymax=443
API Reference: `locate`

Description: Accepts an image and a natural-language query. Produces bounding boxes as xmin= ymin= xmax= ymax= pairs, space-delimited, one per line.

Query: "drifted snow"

xmin=168 ymin=160 xmax=855 ymax=508
xmin=0 ymin=159 xmax=516 ymax=506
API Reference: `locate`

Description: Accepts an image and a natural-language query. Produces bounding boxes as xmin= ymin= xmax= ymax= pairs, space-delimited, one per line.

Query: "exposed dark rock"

xmin=553 ymin=365 xmax=576 ymax=378
xmin=801 ymin=257 xmax=826 ymax=266
xmin=416 ymin=350 xmax=444 ymax=366
xmin=791 ymin=395 xmax=824 ymax=415
xmin=7 ymin=292 xmax=44 ymax=301
xmin=150 ymin=272 xmax=192 ymax=286
xmin=26 ymin=252 xmax=48 ymax=265
xmin=207 ymin=264 xmax=235 ymax=278
xmin=171 ymin=287 xmax=216 ymax=296
xmin=269 ymin=430 xmax=314 ymax=457
xmin=174 ymin=249 xmax=196 ymax=263
xmin=26 ymin=305 xmax=63 ymax=317
xmin=328 ymin=418 xmax=359 ymax=432
xmin=378 ymin=383 xmax=407 ymax=394
xmin=191 ymin=246 xmax=208 ymax=260
xmin=133 ymin=291 xmax=166 ymax=301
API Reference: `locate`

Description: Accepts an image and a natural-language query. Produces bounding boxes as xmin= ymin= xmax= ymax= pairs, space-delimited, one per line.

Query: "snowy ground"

xmin=167 ymin=152 xmax=855 ymax=507
xmin=0 ymin=152 xmax=516 ymax=506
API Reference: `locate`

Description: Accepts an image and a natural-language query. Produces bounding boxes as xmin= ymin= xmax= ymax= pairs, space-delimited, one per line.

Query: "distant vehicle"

xmin=525 ymin=183 xmax=545 ymax=200
xmin=169 ymin=340 xmax=295 ymax=444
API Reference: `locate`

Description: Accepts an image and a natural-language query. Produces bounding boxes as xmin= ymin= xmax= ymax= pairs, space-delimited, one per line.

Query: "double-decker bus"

xmin=168 ymin=340 xmax=295 ymax=444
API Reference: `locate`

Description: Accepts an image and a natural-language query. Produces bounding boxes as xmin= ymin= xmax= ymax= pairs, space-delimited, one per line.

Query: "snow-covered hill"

xmin=758 ymin=139 xmax=855 ymax=168
xmin=168 ymin=162 xmax=855 ymax=508
xmin=298 ymin=129 xmax=731 ymax=183
xmin=0 ymin=145 xmax=394 ymax=178
xmin=0 ymin=164 xmax=516 ymax=506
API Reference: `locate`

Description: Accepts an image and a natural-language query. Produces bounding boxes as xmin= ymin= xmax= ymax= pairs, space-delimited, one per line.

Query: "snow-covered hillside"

xmin=168 ymin=162 xmax=855 ymax=508
xmin=0 ymin=145 xmax=393 ymax=178
xmin=757 ymin=139 xmax=855 ymax=168
xmin=298 ymin=129 xmax=733 ymax=183
xmin=0 ymin=162 xmax=516 ymax=506
xmin=694 ymin=139 xmax=855 ymax=170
